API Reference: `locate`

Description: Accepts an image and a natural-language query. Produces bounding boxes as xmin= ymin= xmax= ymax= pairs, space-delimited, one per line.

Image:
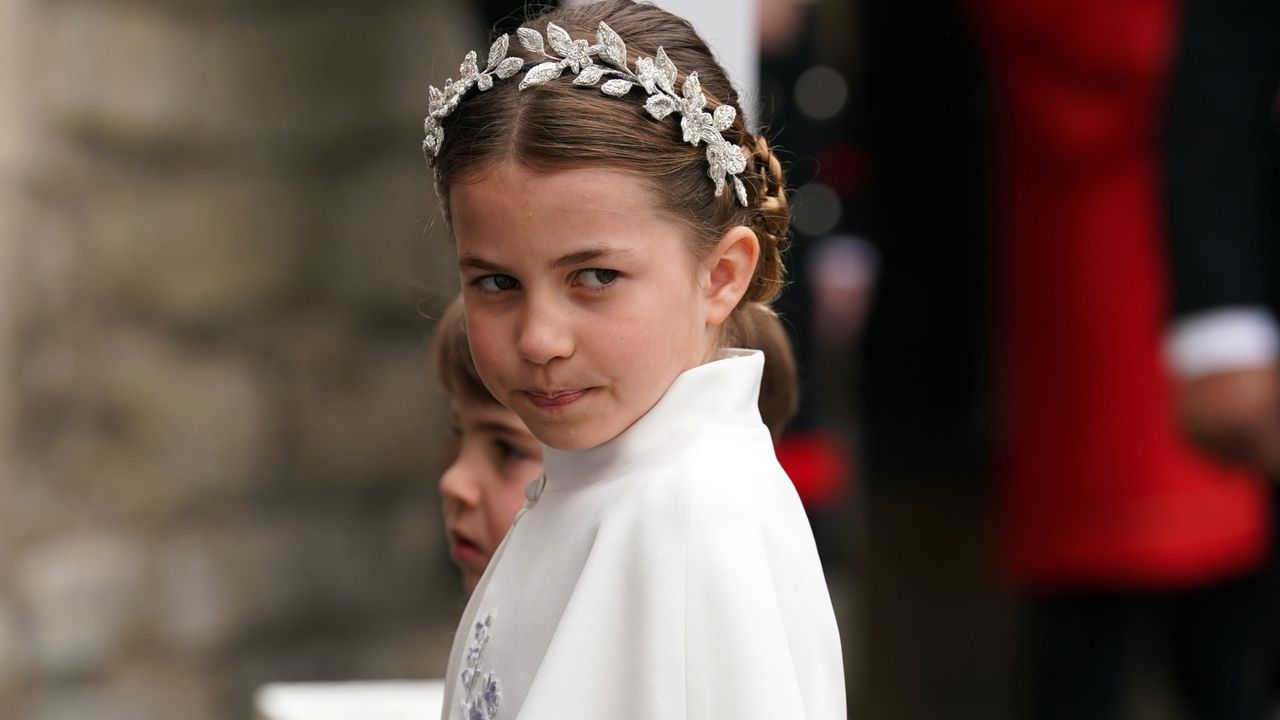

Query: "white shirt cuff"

xmin=1166 ymin=307 xmax=1280 ymax=380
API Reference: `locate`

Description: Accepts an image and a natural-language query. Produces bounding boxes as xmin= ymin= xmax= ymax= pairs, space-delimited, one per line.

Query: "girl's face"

xmin=451 ymin=165 xmax=718 ymax=451
xmin=440 ymin=398 xmax=542 ymax=592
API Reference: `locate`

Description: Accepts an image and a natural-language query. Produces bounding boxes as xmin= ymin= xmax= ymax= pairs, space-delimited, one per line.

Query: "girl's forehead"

xmin=450 ymin=164 xmax=682 ymax=244
xmin=458 ymin=163 xmax=647 ymax=198
xmin=449 ymin=165 xmax=708 ymax=280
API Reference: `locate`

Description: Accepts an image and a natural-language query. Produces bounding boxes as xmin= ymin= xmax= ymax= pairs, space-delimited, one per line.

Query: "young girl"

xmin=425 ymin=2 xmax=845 ymax=717
xmin=434 ymin=294 xmax=801 ymax=594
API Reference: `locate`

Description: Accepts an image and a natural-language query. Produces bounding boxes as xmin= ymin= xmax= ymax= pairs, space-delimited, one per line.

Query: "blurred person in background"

xmin=1163 ymin=0 xmax=1280 ymax=707
xmin=1163 ymin=1 xmax=1280 ymax=476
xmin=434 ymin=298 xmax=542 ymax=594
xmin=973 ymin=0 xmax=1276 ymax=717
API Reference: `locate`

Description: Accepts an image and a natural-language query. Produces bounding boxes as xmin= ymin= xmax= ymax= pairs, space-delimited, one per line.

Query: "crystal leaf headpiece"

xmin=424 ymin=21 xmax=750 ymax=207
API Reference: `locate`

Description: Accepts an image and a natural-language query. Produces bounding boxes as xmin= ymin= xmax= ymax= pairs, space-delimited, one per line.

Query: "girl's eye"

xmin=493 ymin=438 xmax=529 ymax=463
xmin=577 ymin=268 xmax=620 ymax=290
xmin=476 ymin=274 xmax=519 ymax=293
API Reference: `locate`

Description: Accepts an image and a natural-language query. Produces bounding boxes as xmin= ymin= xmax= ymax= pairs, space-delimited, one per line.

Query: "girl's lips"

xmin=524 ymin=389 xmax=588 ymax=408
xmin=450 ymin=532 xmax=487 ymax=567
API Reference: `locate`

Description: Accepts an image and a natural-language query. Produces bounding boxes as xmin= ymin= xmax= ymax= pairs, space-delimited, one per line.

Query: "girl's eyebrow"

xmin=458 ymin=255 xmax=509 ymax=273
xmin=459 ymin=246 xmax=636 ymax=273
xmin=550 ymin=246 xmax=634 ymax=269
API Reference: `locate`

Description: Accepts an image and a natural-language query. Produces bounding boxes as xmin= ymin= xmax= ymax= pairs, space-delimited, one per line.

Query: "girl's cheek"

xmin=487 ymin=480 xmax=531 ymax=542
xmin=466 ymin=334 xmax=506 ymax=392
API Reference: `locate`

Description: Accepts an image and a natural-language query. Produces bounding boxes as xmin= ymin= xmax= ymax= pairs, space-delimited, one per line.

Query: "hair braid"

xmin=742 ymin=133 xmax=790 ymax=305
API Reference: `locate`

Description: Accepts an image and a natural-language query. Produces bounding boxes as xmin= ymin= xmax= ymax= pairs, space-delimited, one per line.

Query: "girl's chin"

xmin=463 ymin=571 xmax=481 ymax=593
xmin=532 ymin=422 xmax=628 ymax=452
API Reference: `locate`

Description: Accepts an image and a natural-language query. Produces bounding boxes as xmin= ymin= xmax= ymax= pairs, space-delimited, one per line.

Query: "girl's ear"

xmin=700 ymin=225 xmax=760 ymax=328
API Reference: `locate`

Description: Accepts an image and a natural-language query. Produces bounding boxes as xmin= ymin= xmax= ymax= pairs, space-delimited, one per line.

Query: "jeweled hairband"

xmin=423 ymin=21 xmax=750 ymax=207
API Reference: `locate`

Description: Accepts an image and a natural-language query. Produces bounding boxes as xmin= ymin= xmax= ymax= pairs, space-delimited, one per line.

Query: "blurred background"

xmin=0 ymin=1 xmax=471 ymax=718
xmin=1 ymin=0 xmax=1277 ymax=718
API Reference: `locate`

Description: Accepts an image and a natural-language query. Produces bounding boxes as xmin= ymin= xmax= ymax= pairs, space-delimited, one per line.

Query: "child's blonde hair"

xmin=430 ymin=0 xmax=791 ymax=351
xmin=432 ymin=296 xmax=798 ymax=442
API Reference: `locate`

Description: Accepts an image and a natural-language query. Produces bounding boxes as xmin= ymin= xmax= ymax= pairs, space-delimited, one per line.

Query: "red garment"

xmin=974 ymin=0 xmax=1270 ymax=589
xmin=776 ymin=431 xmax=851 ymax=511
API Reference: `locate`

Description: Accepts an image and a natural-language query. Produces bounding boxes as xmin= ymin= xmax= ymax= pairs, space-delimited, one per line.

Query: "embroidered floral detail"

xmin=460 ymin=612 xmax=501 ymax=720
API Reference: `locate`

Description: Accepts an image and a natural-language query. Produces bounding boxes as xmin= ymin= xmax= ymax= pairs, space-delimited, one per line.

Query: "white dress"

xmin=440 ymin=349 xmax=846 ymax=720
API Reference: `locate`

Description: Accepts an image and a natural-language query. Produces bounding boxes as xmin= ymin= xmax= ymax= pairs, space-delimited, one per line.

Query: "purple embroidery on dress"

xmin=460 ymin=611 xmax=501 ymax=720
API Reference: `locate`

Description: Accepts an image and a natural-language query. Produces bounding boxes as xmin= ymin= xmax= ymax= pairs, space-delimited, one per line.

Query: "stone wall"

xmin=0 ymin=1 xmax=479 ymax=717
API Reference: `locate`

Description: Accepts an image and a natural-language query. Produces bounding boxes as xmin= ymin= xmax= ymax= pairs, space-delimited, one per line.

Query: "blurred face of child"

xmin=440 ymin=397 xmax=542 ymax=592
xmin=451 ymin=165 xmax=719 ymax=451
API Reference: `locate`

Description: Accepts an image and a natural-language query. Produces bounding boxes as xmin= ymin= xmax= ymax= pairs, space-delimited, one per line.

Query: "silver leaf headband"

xmin=423 ymin=21 xmax=750 ymax=207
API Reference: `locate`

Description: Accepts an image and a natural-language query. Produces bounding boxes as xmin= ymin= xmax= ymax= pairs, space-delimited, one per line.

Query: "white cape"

xmin=441 ymin=349 xmax=846 ymax=719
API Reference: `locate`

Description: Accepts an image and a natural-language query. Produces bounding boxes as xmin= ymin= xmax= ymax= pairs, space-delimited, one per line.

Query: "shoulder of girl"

xmin=689 ymin=440 xmax=794 ymax=520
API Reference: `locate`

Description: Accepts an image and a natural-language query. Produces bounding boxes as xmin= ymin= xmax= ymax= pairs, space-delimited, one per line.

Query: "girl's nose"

xmin=515 ymin=301 xmax=574 ymax=365
xmin=439 ymin=456 xmax=480 ymax=507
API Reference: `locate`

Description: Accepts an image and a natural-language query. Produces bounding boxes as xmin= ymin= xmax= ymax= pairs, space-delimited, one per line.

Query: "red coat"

xmin=974 ymin=0 xmax=1269 ymax=589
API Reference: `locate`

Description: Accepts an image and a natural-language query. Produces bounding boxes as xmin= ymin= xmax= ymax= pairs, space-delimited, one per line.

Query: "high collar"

xmin=539 ymin=349 xmax=765 ymax=492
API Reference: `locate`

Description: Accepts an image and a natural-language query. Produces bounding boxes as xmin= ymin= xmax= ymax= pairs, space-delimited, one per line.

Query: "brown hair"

xmin=432 ymin=296 xmax=492 ymax=406
xmin=432 ymin=295 xmax=798 ymax=442
xmin=742 ymin=304 xmax=799 ymax=442
xmin=431 ymin=0 xmax=791 ymax=338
